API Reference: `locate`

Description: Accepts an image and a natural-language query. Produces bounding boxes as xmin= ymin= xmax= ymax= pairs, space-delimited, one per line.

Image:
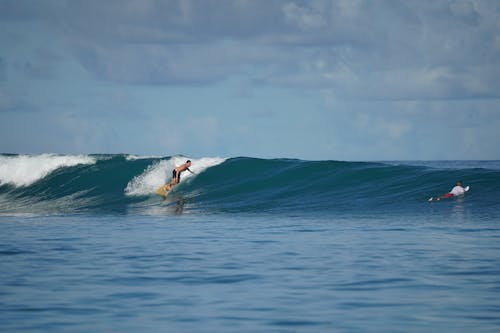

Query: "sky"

xmin=0 ymin=0 xmax=499 ymax=161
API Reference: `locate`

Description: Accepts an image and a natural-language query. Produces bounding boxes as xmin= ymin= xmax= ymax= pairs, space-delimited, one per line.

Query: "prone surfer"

xmin=428 ymin=181 xmax=469 ymax=201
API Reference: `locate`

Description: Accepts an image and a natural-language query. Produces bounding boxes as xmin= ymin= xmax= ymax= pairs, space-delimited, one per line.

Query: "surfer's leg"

xmin=437 ymin=193 xmax=453 ymax=200
xmin=171 ymin=170 xmax=179 ymax=184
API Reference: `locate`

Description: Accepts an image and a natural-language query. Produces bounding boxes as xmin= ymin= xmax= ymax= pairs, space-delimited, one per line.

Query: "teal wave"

xmin=1 ymin=154 xmax=499 ymax=216
xmin=183 ymin=158 xmax=499 ymax=214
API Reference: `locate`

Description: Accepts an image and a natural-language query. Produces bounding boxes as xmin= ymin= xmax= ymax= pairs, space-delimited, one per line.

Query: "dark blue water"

xmin=1 ymin=155 xmax=500 ymax=332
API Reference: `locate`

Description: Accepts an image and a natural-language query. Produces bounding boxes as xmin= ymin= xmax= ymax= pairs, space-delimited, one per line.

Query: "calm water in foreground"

xmin=1 ymin=209 xmax=500 ymax=332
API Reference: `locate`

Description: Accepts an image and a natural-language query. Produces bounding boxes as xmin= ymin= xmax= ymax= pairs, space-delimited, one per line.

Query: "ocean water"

xmin=1 ymin=154 xmax=500 ymax=332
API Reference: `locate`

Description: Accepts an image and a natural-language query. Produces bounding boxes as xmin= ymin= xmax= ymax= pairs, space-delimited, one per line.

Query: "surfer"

xmin=156 ymin=160 xmax=194 ymax=198
xmin=429 ymin=181 xmax=469 ymax=201
xmin=171 ymin=160 xmax=194 ymax=186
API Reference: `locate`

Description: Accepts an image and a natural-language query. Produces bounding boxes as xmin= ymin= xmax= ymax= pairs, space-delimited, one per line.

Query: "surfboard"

xmin=156 ymin=184 xmax=172 ymax=198
xmin=428 ymin=186 xmax=470 ymax=202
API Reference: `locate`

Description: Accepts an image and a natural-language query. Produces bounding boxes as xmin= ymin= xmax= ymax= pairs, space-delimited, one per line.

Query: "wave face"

xmin=1 ymin=154 xmax=499 ymax=216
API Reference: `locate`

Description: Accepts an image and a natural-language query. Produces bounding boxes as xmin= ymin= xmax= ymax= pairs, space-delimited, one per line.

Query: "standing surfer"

xmin=156 ymin=160 xmax=194 ymax=198
xmin=171 ymin=160 xmax=194 ymax=185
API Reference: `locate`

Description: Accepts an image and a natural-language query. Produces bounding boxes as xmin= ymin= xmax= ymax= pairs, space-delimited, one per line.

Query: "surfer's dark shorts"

xmin=172 ymin=169 xmax=179 ymax=181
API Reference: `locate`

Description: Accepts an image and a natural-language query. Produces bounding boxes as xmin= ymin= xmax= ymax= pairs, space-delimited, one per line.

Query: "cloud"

xmin=283 ymin=2 xmax=327 ymax=31
xmin=2 ymin=0 xmax=498 ymax=100
xmin=0 ymin=88 xmax=37 ymax=113
xmin=322 ymin=99 xmax=500 ymax=160
xmin=17 ymin=46 xmax=63 ymax=80
xmin=71 ymin=40 xmax=268 ymax=85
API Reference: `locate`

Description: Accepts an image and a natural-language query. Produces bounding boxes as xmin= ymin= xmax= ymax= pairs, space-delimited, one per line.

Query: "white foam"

xmin=125 ymin=154 xmax=163 ymax=161
xmin=0 ymin=154 xmax=97 ymax=187
xmin=125 ymin=156 xmax=226 ymax=196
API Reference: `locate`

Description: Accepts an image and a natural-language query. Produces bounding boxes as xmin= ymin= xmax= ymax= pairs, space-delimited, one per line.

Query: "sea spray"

xmin=0 ymin=154 xmax=96 ymax=187
xmin=124 ymin=156 xmax=226 ymax=196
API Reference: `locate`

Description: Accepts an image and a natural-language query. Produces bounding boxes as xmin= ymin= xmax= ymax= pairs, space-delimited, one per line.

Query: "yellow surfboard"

xmin=156 ymin=184 xmax=173 ymax=198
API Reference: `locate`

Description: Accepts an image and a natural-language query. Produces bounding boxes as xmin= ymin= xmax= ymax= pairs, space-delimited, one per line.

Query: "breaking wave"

xmin=0 ymin=154 xmax=498 ymax=216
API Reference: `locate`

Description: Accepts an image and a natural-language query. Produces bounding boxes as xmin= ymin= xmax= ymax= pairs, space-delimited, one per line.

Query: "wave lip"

xmin=0 ymin=154 xmax=96 ymax=187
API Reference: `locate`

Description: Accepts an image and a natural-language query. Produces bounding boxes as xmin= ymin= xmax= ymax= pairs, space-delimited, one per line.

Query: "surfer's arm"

xmin=187 ymin=167 xmax=194 ymax=174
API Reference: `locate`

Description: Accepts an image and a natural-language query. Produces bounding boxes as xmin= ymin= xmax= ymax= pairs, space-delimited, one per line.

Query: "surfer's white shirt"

xmin=450 ymin=185 xmax=465 ymax=196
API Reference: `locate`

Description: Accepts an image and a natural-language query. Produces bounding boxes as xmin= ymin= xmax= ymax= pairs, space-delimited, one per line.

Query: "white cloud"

xmin=283 ymin=2 xmax=326 ymax=30
xmin=2 ymin=0 xmax=496 ymax=100
xmin=1 ymin=1 xmax=500 ymax=159
xmin=335 ymin=0 xmax=362 ymax=19
xmin=0 ymin=88 xmax=37 ymax=113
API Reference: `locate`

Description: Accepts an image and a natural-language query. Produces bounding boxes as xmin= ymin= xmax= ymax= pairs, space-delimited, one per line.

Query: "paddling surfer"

xmin=429 ymin=181 xmax=468 ymax=201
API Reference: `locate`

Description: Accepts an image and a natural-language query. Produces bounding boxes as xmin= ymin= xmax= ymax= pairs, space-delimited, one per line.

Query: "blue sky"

xmin=1 ymin=0 xmax=499 ymax=160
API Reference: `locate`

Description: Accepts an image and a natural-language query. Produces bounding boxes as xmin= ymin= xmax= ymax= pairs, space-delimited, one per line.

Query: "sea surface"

xmin=1 ymin=154 xmax=500 ymax=332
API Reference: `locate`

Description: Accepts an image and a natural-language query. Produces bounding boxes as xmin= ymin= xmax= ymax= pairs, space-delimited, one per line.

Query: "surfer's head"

xmin=186 ymin=160 xmax=191 ymax=166
xmin=457 ymin=181 xmax=463 ymax=186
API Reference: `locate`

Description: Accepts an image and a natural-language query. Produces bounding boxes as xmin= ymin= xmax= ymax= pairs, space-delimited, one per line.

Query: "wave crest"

xmin=0 ymin=154 xmax=96 ymax=187
xmin=124 ymin=156 xmax=226 ymax=196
